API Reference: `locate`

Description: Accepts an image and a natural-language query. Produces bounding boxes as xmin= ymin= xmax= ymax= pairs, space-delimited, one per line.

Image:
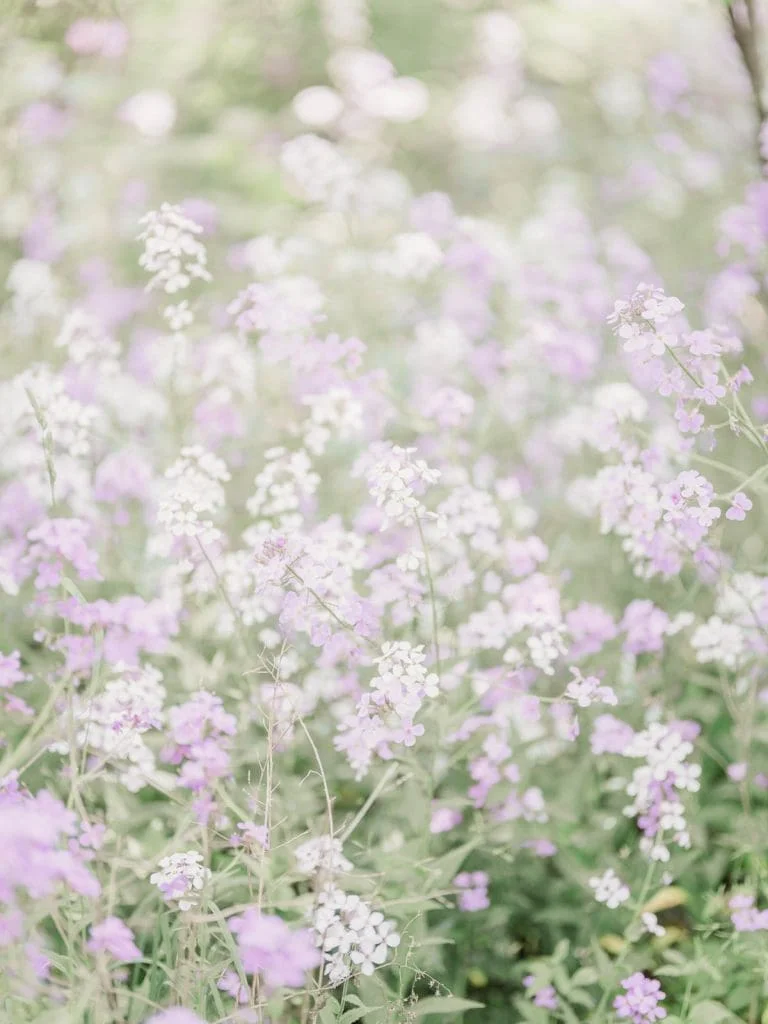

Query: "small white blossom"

xmin=589 ymin=869 xmax=630 ymax=909
xmin=295 ymin=836 xmax=353 ymax=876
xmin=641 ymin=912 xmax=666 ymax=937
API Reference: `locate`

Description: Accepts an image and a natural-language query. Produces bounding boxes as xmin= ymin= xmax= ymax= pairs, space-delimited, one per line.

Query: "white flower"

xmin=280 ymin=134 xmax=359 ymax=208
xmin=163 ymin=300 xmax=195 ymax=331
xmin=310 ymin=887 xmax=400 ymax=981
xmin=364 ymin=442 xmax=440 ymax=528
xmin=150 ymin=851 xmax=211 ymax=911
xmin=295 ymin=836 xmax=353 ymax=876
xmin=375 ymin=232 xmax=443 ymax=281
xmin=75 ymin=664 xmax=166 ymax=792
xmin=589 ymin=869 xmax=630 ymax=909
xmin=247 ymin=447 xmax=320 ymax=531
xmin=138 ymin=203 xmax=211 ymax=294
xmin=607 ymin=283 xmax=684 ymax=354
xmin=565 ymin=668 xmax=618 ymax=708
xmin=121 ymin=90 xmax=177 ymax=137
xmin=158 ymin=445 xmax=230 ymax=543
xmin=642 ymin=912 xmax=666 ymax=937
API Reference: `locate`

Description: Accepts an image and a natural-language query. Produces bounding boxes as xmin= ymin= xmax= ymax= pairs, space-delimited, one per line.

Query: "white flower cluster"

xmin=227 ymin=275 xmax=326 ymax=344
xmin=5 ymin=259 xmax=62 ymax=335
xmin=607 ymin=283 xmax=684 ymax=354
xmin=552 ymin=383 xmax=648 ymax=455
xmin=247 ymin=447 xmax=320 ymax=530
xmin=295 ymin=836 xmax=353 ymax=876
xmin=280 ymin=134 xmax=360 ymax=208
xmin=375 ymin=232 xmax=443 ymax=281
xmin=158 ymin=445 xmax=230 ymax=544
xmin=525 ymin=625 xmax=569 ymax=677
xmin=75 ymin=664 xmax=166 ymax=792
xmin=335 ymin=641 xmax=439 ymax=778
xmin=623 ymin=723 xmax=701 ymax=862
xmin=565 ymin=667 xmax=617 ymax=708
xmin=589 ymin=868 xmax=630 ymax=909
xmin=138 ymin=203 xmax=211 ymax=294
xmin=242 ymin=234 xmax=310 ymax=278
xmin=150 ymin=851 xmax=211 ymax=911
xmin=436 ymin=484 xmax=501 ymax=555
xmin=54 ymin=309 xmax=120 ymax=373
xmin=11 ymin=364 xmax=100 ymax=462
xmin=690 ymin=573 xmax=768 ymax=669
xmin=458 ymin=576 xmax=568 ymax=678
xmin=365 ymin=443 xmax=441 ymax=528
xmin=690 ymin=615 xmax=747 ymax=669
xmin=311 ymin=887 xmax=400 ymax=984
xmin=301 ymin=387 xmax=364 ymax=456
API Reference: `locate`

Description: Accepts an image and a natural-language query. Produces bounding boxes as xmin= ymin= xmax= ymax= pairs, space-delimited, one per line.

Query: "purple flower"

xmin=726 ymin=492 xmax=752 ymax=521
xmin=87 ymin=917 xmax=142 ymax=961
xmin=454 ymin=871 xmax=490 ymax=912
xmin=614 ymin=972 xmax=666 ymax=1024
xmin=729 ymin=894 xmax=768 ymax=931
xmin=534 ymin=985 xmax=558 ymax=1010
xmin=430 ymin=806 xmax=463 ymax=834
xmin=229 ymin=909 xmax=320 ymax=989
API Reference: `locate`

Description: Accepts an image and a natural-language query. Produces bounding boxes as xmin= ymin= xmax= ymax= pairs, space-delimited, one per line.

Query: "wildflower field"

xmin=4 ymin=0 xmax=768 ymax=1021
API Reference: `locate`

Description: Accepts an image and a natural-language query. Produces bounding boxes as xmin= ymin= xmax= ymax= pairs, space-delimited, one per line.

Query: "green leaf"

xmin=318 ymin=1000 xmax=340 ymax=1024
xmin=553 ymin=939 xmax=570 ymax=962
xmin=340 ymin=1010 xmax=370 ymax=1024
xmin=413 ymin=996 xmax=485 ymax=1016
xmin=690 ymin=1001 xmax=738 ymax=1023
xmin=571 ymin=967 xmax=599 ymax=987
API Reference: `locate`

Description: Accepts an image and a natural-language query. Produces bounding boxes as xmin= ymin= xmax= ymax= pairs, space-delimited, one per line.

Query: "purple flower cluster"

xmin=614 ymin=973 xmax=667 ymax=1024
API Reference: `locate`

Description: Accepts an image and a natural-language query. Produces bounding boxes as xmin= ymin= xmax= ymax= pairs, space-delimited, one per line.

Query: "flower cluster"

xmin=4 ymin=2 xmax=768 ymax=1019
xmin=310 ymin=887 xmax=401 ymax=984
xmin=157 ymin=446 xmax=230 ymax=545
xmin=613 ymin=972 xmax=667 ymax=1024
xmin=138 ymin=204 xmax=211 ymax=294
xmin=364 ymin=443 xmax=441 ymax=527
xmin=74 ymin=663 xmax=166 ymax=791
xmin=228 ymin=909 xmax=320 ymax=990
xmin=150 ymin=851 xmax=211 ymax=911
xmin=622 ymin=724 xmax=701 ymax=861
xmin=729 ymin=894 xmax=768 ymax=932
xmin=589 ymin=868 xmax=630 ymax=909
xmin=335 ymin=641 xmax=439 ymax=778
